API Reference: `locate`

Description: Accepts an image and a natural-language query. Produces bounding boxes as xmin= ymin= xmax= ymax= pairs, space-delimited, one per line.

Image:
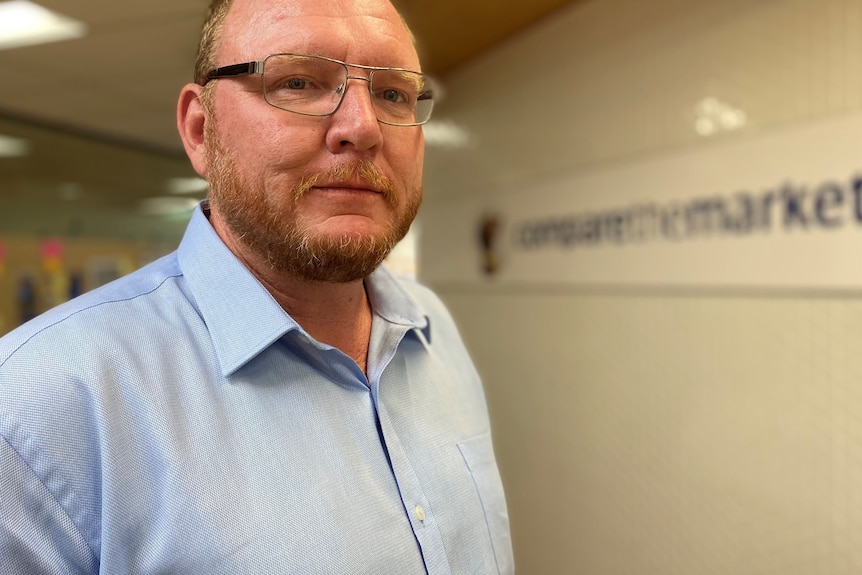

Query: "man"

xmin=0 ymin=0 xmax=513 ymax=573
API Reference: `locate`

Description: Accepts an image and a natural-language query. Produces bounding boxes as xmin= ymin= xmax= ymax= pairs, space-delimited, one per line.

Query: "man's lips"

xmin=311 ymin=181 xmax=384 ymax=194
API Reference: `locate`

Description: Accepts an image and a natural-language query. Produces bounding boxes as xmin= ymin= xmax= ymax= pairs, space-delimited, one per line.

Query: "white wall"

xmin=419 ymin=0 xmax=862 ymax=572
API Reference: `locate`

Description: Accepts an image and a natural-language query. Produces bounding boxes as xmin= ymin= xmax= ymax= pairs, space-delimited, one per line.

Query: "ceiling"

xmin=0 ymin=0 xmax=581 ymax=154
xmin=0 ymin=0 xmax=582 ymax=234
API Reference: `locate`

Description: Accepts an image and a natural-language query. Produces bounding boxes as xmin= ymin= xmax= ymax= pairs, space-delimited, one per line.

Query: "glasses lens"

xmin=371 ymin=70 xmax=434 ymax=125
xmin=262 ymin=54 xmax=346 ymax=115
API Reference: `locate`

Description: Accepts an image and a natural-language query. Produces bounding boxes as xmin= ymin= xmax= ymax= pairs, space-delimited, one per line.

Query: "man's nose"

xmin=324 ymin=77 xmax=383 ymax=153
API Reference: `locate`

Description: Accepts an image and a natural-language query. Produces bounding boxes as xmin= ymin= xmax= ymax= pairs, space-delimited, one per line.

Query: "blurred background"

xmin=4 ymin=0 xmax=862 ymax=572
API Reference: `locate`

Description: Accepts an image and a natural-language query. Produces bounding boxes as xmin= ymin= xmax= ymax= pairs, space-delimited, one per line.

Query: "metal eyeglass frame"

xmin=202 ymin=52 xmax=435 ymax=127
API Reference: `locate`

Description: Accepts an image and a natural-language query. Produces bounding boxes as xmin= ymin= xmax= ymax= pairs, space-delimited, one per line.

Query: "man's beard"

xmin=204 ymin=124 xmax=421 ymax=283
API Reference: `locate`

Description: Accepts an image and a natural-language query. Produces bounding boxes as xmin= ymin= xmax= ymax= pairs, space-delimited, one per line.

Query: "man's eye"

xmin=285 ymin=77 xmax=307 ymax=90
xmin=381 ymin=89 xmax=404 ymax=103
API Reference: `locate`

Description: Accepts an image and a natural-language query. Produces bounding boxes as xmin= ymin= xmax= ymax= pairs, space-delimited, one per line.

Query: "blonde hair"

xmin=194 ymin=0 xmax=234 ymax=86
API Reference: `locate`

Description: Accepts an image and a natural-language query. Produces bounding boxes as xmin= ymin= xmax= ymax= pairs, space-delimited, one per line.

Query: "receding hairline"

xmin=194 ymin=0 xmax=419 ymax=86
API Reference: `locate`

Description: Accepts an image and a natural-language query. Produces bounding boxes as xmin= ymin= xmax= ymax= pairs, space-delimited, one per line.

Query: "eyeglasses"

xmin=203 ymin=53 xmax=435 ymax=127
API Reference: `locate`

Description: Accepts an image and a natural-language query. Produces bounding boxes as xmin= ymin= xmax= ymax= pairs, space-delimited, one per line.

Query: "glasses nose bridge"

xmin=342 ymin=60 xmax=377 ymax=87
xmin=340 ymin=60 xmax=382 ymax=93
xmin=344 ymin=74 xmax=372 ymax=84
xmin=336 ymin=67 xmax=375 ymax=102
xmin=343 ymin=60 xmax=377 ymax=80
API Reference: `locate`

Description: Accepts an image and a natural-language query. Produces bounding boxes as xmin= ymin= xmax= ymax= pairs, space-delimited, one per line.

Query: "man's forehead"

xmin=223 ymin=0 xmax=404 ymax=37
xmin=220 ymin=0 xmax=414 ymax=64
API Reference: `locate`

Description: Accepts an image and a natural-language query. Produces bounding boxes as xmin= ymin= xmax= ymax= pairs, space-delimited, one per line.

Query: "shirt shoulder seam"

xmin=0 ymin=271 xmax=183 ymax=370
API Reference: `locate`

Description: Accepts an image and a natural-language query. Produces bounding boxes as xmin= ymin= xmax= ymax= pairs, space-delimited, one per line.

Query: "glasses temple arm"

xmin=205 ymin=61 xmax=263 ymax=83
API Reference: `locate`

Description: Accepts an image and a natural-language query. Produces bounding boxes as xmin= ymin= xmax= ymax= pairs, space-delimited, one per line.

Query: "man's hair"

xmin=194 ymin=0 xmax=233 ymax=86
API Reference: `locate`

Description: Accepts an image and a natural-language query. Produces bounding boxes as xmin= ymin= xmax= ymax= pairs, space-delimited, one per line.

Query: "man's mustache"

xmin=293 ymin=161 xmax=396 ymax=206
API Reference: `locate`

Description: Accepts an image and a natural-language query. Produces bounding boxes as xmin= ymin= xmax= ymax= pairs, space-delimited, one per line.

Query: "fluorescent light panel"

xmin=423 ymin=120 xmax=472 ymax=148
xmin=0 ymin=134 xmax=30 ymax=157
xmin=0 ymin=0 xmax=86 ymax=50
xmin=168 ymin=177 xmax=209 ymax=195
xmin=138 ymin=197 xmax=199 ymax=217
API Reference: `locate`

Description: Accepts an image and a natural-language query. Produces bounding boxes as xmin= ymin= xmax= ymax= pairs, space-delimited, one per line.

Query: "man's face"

xmin=203 ymin=0 xmax=425 ymax=283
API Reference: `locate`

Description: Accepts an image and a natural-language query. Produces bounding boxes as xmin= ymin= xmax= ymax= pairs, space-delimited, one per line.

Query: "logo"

xmin=478 ymin=213 xmax=502 ymax=276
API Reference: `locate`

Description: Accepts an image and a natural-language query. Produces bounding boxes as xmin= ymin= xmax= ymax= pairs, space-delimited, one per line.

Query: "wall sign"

xmin=420 ymin=112 xmax=862 ymax=290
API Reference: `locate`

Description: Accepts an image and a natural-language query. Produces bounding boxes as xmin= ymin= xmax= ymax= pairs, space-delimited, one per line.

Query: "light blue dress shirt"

xmin=0 ymin=204 xmax=513 ymax=574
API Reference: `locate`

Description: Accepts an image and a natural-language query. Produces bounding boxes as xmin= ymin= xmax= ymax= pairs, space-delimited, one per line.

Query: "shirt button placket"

xmin=375 ymin=402 xmax=451 ymax=575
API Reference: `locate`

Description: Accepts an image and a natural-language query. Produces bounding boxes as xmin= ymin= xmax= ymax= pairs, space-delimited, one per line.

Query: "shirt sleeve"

xmin=0 ymin=434 xmax=98 ymax=575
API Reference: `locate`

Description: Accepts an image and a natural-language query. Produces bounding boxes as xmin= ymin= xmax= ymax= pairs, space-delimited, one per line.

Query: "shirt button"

xmin=414 ymin=505 xmax=426 ymax=523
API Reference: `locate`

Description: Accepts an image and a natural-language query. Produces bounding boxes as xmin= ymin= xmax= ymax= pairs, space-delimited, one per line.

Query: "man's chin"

xmin=265 ymin=231 xmax=397 ymax=284
xmin=301 ymin=213 xmax=398 ymax=239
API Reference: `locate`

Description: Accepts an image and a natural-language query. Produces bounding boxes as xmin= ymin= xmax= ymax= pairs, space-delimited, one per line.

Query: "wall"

xmin=419 ymin=0 xmax=862 ymax=572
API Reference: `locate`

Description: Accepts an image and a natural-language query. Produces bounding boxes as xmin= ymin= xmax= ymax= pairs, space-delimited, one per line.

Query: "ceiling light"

xmin=0 ymin=134 xmax=30 ymax=157
xmin=423 ymin=120 xmax=473 ymax=148
xmin=138 ymin=197 xmax=199 ymax=217
xmin=694 ymin=97 xmax=747 ymax=138
xmin=58 ymin=182 xmax=82 ymax=200
xmin=694 ymin=118 xmax=716 ymax=137
xmin=719 ymin=109 xmax=746 ymax=131
xmin=0 ymin=1 xmax=86 ymax=51
xmin=167 ymin=177 xmax=209 ymax=195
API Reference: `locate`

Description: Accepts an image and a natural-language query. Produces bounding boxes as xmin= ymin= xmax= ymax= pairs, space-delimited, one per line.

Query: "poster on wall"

xmin=420 ymin=112 xmax=862 ymax=290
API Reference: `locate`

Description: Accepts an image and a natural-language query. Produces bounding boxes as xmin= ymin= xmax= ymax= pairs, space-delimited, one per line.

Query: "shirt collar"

xmin=177 ymin=202 xmax=429 ymax=376
xmin=365 ymin=264 xmax=430 ymax=339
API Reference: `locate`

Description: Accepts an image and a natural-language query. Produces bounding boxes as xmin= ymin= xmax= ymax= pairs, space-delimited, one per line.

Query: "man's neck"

xmin=265 ymin=273 xmax=374 ymax=375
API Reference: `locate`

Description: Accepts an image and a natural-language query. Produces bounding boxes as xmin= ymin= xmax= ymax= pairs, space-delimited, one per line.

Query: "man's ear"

xmin=177 ymin=83 xmax=209 ymax=177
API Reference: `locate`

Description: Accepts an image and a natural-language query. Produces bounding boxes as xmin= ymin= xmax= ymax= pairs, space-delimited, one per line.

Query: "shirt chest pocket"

xmin=457 ymin=433 xmax=515 ymax=575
